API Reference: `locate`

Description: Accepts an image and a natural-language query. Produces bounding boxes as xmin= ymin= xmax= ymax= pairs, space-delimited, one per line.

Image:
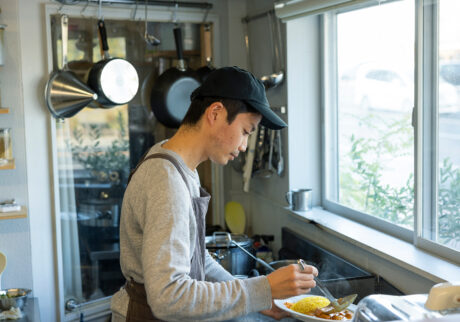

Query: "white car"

xmin=340 ymin=62 xmax=459 ymax=114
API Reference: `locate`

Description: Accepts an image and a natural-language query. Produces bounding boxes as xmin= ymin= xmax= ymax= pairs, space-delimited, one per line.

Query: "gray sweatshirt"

xmin=111 ymin=141 xmax=272 ymax=321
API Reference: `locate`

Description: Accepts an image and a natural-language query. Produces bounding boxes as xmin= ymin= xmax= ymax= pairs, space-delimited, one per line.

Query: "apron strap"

xmin=128 ymin=152 xmax=190 ymax=193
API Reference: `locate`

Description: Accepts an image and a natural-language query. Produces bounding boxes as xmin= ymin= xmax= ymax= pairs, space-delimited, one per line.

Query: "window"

xmin=322 ymin=0 xmax=459 ymax=260
xmin=423 ymin=0 xmax=460 ymax=251
xmin=332 ymin=1 xmax=415 ymax=233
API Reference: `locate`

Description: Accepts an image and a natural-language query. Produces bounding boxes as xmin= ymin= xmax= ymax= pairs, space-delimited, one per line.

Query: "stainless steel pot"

xmin=205 ymin=232 xmax=255 ymax=276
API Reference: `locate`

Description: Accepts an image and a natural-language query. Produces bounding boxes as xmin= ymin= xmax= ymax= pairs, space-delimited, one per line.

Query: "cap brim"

xmin=248 ymin=100 xmax=287 ymax=130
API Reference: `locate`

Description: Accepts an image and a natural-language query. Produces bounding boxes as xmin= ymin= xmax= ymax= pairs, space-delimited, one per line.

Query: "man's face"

xmin=209 ymin=110 xmax=262 ymax=165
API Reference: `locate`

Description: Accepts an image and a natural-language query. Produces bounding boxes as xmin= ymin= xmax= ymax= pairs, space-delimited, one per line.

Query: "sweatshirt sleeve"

xmin=134 ymin=160 xmax=272 ymax=321
xmin=204 ymin=250 xmax=235 ymax=282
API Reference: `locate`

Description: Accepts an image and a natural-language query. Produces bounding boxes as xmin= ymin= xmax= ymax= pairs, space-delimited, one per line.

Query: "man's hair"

xmin=181 ymin=97 xmax=258 ymax=126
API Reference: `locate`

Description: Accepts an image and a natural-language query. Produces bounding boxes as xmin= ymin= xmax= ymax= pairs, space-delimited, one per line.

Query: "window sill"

xmin=286 ymin=207 xmax=460 ymax=283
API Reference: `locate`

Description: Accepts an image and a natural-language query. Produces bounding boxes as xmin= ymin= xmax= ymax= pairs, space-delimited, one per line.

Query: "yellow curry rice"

xmin=291 ymin=296 xmax=330 ymax=314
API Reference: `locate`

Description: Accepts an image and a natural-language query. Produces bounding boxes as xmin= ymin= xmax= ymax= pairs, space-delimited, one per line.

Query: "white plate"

xmin=274 ymin=294 xmax=356 ymax=322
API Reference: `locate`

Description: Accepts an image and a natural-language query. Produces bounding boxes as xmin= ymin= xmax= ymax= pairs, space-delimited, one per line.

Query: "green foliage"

xmin=71 ymin=111 xmax=129 ymax=183
xmin=340 ymin=113 xmax=414 ymax=228
xmin=438 ymin=158 xmax=460 ymax=245
xmin=341 ymin=112 xmax=460 ymax=247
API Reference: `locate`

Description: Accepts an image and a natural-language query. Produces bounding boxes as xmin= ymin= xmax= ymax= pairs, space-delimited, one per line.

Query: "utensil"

xmin=256 ymin=128 xmax=275 ymax=178
xmin=298 ymin=259 xmax=357 ymax=313
xmin=260 ymin=12 xmax=284 ymax=89
xmin=243 ymin=127 xmax=258 ymax=192
xmin=150 ymin=27 xmax=200 ymax=128
xmin=196 ymin=23 xmax=215 ymax=82
xmin=87 ymin=19 xmax=139 ymax=107
xmin=276 ymin=130 xmax=284 ymax=176
xmin=0 ymin=252 xmax=6 ymax=290
xmin=143 ymin=0 xmax=160 ymax=46
xmin=45 ymin=15 xmax=98 ymax=119
xmin=224 ymin=201 xmax=246 ymax=234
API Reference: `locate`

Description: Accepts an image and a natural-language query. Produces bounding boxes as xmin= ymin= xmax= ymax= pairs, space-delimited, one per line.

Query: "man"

xmin=111 ymin=66 xmax=318 ymax=321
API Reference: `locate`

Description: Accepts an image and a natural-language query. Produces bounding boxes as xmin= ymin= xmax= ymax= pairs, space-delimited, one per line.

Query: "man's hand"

xmin=266 ymin=263 xmax=318 ymax=299
xmin=260 ymin=301 xmax=290 ymax=320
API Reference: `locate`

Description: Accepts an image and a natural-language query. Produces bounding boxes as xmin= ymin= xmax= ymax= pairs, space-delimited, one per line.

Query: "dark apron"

xmin=124 ymin=152 xmax=210 ymax=322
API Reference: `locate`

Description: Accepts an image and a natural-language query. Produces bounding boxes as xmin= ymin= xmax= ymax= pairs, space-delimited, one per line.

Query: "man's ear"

xmin=206 ymin=102 xmax=225 ymax=124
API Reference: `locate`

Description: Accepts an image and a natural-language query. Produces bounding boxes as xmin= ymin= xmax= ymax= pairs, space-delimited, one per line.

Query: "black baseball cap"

xmin=190 ymin=66 xmax=287 ymax=130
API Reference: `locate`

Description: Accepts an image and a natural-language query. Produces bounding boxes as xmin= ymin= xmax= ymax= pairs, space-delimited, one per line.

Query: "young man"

xmin=111 ymin=66 xmax=318 ymax=321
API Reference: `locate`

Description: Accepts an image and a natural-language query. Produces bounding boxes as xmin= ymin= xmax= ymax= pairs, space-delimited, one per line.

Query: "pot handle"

xmin=173 ymin=27 xmax=186 ymax=71
xmin=98 ymin=19 xmax=110 ymax=59
xmin=213 ymin=231 xmax=232 ymax=246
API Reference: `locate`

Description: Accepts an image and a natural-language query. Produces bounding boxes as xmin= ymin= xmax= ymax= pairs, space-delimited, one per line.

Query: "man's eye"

xmin=243 ymin=130 xmax=250 ymax=135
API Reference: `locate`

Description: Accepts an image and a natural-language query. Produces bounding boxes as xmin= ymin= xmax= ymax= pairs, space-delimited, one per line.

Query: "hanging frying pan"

xmin=150 ymin=27 xmax=200 ymax=128
xmin=87 ymin=19 xmax=139 ymax=107
xmin=196 ymin=23 xmax=215 ymax=82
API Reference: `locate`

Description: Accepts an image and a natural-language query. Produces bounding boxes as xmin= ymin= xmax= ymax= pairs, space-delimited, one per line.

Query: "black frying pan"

xmin=150 ymin=27 xmax=200 ymax=128
xmin=88 ymin=20 xmax=139 ymax=107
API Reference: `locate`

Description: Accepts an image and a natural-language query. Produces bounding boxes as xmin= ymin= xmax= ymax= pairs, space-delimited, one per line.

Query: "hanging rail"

xmin=242 ymin=8 xmax=274 ymax=24
xmin=55 ymin=0 xmax=212 ymax=10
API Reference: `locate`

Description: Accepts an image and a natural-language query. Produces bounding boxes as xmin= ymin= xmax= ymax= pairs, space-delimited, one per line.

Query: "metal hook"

xmin=58 ymin=3 xmax=65 ymax=14
xmin=171 ymin=2 xmax=179 ymax=24
xmin=132 ymin=0 xmax=139 ymax=20
xmin=98 ymin=0 xmax=103 ymax=20
xmin=202 ymin=7 xmax=210 ymax=24
xmin=80 ymin=0 xmax=90 ymax=17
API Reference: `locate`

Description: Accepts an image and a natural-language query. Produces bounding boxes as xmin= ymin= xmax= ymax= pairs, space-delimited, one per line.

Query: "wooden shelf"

xmin=0 ymin=159 xmax=15 ymax=170
xmin=0 ymin=107 xmax=10 ymax=114
xmin=0 ymin=206 xmax=27 ymax=220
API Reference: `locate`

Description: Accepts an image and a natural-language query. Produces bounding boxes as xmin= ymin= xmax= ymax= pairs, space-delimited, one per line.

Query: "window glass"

xmin=336 ymin=1 xmax=415 ymax=228
xmin=431 ymin=0 xmax=460 ymax=251
xmin=51 ymin=15 xmax=203 ymax=310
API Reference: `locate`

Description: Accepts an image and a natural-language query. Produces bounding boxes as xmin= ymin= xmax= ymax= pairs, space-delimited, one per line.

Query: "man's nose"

xmin=239 ymin=137 xmax=249 ymax=152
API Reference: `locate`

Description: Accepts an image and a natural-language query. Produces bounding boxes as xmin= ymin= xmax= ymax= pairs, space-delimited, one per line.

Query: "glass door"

xmin=50 ymin=14 xmax=205 ymax=315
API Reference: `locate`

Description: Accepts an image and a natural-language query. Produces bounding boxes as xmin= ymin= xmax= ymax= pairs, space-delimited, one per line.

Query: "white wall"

xmin=0 ymin=0 xmax=34 ymax=300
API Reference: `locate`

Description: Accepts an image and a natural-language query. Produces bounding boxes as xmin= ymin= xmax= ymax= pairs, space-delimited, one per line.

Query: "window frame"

xmin=320 ymin=0 xmax=460 ymax=263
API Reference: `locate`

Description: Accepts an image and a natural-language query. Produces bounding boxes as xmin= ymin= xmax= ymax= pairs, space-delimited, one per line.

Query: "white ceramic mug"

xmin=285 ymin=189 xmax=312 ymax=211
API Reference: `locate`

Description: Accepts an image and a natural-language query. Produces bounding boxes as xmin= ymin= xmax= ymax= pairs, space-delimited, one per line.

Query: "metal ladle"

xmin=260 ymin=12 xmax=284 ymax=89
xmin=231 ymin=241 xmax=357 ymax=313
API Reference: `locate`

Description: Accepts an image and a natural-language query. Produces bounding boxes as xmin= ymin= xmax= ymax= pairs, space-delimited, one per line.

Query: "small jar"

xmin=0 ymin=128 xmax=12 ymax=165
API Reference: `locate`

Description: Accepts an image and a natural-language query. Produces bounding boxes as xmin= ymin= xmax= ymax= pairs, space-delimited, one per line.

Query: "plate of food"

xmin=274 ymin=294 xmax=356 ymax=321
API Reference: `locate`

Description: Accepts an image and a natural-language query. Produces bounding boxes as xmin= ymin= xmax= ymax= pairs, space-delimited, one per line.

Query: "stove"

xmin=280 ymin=227 xmax=404 ymax=302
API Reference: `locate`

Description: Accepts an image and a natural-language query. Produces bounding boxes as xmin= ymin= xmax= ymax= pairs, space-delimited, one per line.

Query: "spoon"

xmin=0 ymin=252 xmax=6 ymax=290
xmin=298 ymin=259 xmax=357 ymax=313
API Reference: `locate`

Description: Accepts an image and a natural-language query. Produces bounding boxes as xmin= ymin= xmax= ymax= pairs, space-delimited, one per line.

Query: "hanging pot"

xmin=45 ymin=15 xmax=98 ymax=119
xmin=150 ymin=27 xmax=200 ymax=128
xmin=87 ymin=19 xmax=139 ymax=107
